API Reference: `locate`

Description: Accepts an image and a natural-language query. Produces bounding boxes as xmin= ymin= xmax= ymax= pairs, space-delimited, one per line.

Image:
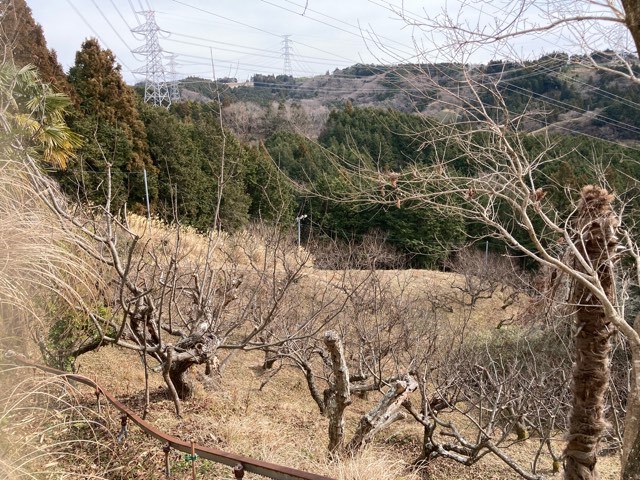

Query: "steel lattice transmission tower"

xmin=132 ymin=11 xmax=171 ymax=108
xmin=282 ymin=35 xmax=293 ymax=77
xmin=166 ymin=53 xmax=181 ymax=103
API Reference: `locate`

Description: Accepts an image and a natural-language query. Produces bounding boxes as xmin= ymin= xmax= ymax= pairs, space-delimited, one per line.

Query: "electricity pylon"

xmin=132 ymin=10 xmax=171 ymax=108
xmin=282 ymin=35 xmax=293 ymax=77
xmin=166 ymin=53 xmax=181 ymax=103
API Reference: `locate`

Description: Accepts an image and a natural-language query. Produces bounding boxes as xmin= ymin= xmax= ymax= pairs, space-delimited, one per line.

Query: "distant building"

xmin=225 ymin=81 xmax=254 ymax=89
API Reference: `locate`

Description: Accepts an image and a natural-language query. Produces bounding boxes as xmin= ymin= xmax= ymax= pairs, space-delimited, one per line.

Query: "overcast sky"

xmin=27 ymin=0 xmax=587 ymax=84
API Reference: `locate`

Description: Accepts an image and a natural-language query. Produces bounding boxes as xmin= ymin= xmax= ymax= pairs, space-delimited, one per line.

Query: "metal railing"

xmin=4 ymin=353 xmax=335 ymax=480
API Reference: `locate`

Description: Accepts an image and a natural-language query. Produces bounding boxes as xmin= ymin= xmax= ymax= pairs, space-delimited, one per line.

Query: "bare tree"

xmin=223 ymin=100 xmax=330 ymax=142
xmin=446 ymin=245 xmax=528 ymax=310
xmin=20 ymin=152 xmax=338 ymax=418
xmin=315 ymin=43 xmax=640 ymax=476
xmin=365 ymin=2 xmax=640 ymax=476
xmin=376 ymin=0 xmax=640 ymax=84
xmin=253 ymin=267 xmax=416 ymax=454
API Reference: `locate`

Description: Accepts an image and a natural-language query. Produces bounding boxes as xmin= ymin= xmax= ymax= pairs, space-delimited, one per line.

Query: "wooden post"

xmin=191 ymin=440 xmax=196 ymax=480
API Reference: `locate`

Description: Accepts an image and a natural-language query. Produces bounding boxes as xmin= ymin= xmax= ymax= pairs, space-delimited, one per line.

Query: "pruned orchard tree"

xmin=256 ymin=238 xmax=565 ymax=476
xmin=318 ymin=8 xmax=640 ymax=474
xmin=6 ymin=66 xmax=405 ymax=447
xmin=326 ymin=2 xmax=640 ymax=477
xmin=20 ymin=138 xmax=344 ymax=418
xmin=0 ymin=53 xmax=351 ymax=420
xmin=254 ymin=256 xmax=423 ymax=455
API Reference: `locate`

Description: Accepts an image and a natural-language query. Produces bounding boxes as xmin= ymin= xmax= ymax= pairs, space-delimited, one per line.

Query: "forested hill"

xmin=8 ymin=0 xmax=640 ymax=268
xmin=182 ymin=54 xmax=640 ymax=143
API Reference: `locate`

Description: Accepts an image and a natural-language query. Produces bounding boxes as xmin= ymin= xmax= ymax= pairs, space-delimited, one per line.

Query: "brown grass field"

xmin=1 ymin=268 xmax=620 ymax=480
xmin=0 ymin=212 xmax=623 ymax=479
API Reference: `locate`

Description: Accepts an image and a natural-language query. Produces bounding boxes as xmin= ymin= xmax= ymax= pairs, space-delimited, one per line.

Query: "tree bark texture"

xmin=324 ymin=330 xmax=351 ymax=454
xmin=168 ymin=333 xmax=218 ymax=400
xmin=169 ymin=359 xmax=195 ymax=400
xmin=347 ymin=374 xmax=417 ymax=452
xmin=622 ymin=317 xmax=640 ymax=479
xmin=162 ymin=345 xmax=182 ymax=417
xmin=564 ymin=186 xmax=618 ymax=480
xmin=622 ymin=0 xmax=640 ymax=55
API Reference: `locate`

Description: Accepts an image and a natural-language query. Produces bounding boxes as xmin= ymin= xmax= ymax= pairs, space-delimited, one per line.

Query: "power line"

xmin=162 ymin=37 xmax=352 ymax=67
xmin=64 ymin=0 xmax=137 ymax=75
xmin=372 ymin=58 xmax=640 ymax=136
xmin=172 ymin=31 xmax=352 ymax=64
xmin=176 ymin=57 xmax=640 ymax=140
xmin=128 ymin=0 xmax=142 ymax=24
xmin=107 ymin=0 xmax=134 ymax=31
xmin=167 ymin=0 xmax=281 ymax=38
xmin=90 ymin=0 xmax=136 ymax=52
xmin=166 ymin=50 xmax=337 ymax=77
xmin=260 ymin=0 xmax=416 ymax=59
xmin=66 ymin=0 xmax=640 ymax=138
xmin=500 ymin=81 xmax=640 ymax=137
xmin=166 ymin=0 xmax=359 ymax=65
xmin=283 ymin=0 xmax=414 ymax=54
xmin=64 ymin=0 xmax=108 ymax=47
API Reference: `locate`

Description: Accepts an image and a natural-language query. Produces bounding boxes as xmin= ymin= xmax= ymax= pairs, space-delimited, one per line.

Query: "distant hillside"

xmin=179 ymin=54 xmax=640 ymax=143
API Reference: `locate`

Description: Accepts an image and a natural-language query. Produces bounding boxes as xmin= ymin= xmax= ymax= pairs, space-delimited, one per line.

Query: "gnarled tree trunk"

xmin=323 ymin=330 xmax=351 ymax=454
xmin=622 ymin=316 xmax=640 ymax=479
xmin=168 ymin=333 xmax=218 ymax=400
xmin=347 ymin=374 xmax=417 ymax=452
xmin=564 ymin=186 xmax=618 ymax=480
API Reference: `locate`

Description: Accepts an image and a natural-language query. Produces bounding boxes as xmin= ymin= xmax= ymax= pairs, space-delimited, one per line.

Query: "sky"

xmin=28 ymin=0 xmax=443 ymax=84
xmin=27 ymin=0 xmax=624 ymax=85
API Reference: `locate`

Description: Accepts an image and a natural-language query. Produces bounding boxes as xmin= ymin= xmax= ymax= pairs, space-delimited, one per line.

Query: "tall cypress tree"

xmin=0 ymin=0 xmax=73 ymax=96
xmin=68 ymin=38 xmax=150 ymax=171
xmin=64 ymin=38 xmax=153 ymax=210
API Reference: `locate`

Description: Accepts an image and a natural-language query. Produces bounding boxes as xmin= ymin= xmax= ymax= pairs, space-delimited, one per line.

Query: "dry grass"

xmin=70 ymin=336 xmax=624 ymax=480
xmin=0 ymin=180 xmax=622 ymax=479
xmin=1 ymin=265 xmax=624 ymax=479
xmin=73 ymin=346 xmax=425 ymax=480
xmin=0 ymin=157 xmax=100 ymax=357
xmin=126 ymin=213 xmax=315 ymax=273
xmin=0 ymin=362 xmax=157 ymax=479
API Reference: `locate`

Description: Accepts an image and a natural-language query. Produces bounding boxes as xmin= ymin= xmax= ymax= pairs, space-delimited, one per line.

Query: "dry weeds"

xmin=0 ymin=363 xmax=157 ymax=479
xmin=0 ymin=157 xmax=100 ymax=355
xmin=0 ymin=189 xmax=623 ymax=479
xmin=70 ymin=271 xmax=621 ymax=480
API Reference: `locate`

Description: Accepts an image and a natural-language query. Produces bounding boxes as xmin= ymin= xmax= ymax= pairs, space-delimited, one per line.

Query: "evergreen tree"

xmin=141 ymin=104 xmax=213 ymax=228
xmin=265 ymin=115 xmax=465 ymax=266
xmin=244 ymin=144 xmax=295 ymax=224
xmin=68 ymin=38 xmax=150 ymax=170
xmin=142 ymin=101 xmax=283 ymax=232
xmin=63 ymin=38 xmax=152 ymax=210
xmin=0 ymin=0 xmax=73 ymax=96
xmin=319 ymin=107 xmax=434 ymax=170
xmin=265 ymin=131 xmax=333 ymax=183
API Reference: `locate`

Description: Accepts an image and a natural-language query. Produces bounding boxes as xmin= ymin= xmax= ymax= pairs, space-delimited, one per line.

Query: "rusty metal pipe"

xmin=6 ymin=355 xmax=335 ymax=480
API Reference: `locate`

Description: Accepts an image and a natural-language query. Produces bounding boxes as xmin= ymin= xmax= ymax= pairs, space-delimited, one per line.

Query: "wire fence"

xmin=3 ymin=352 xmax=335 ymax=480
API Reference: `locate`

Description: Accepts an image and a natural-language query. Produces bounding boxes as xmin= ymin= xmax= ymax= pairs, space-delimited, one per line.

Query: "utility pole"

xmin=282 ymin=35 xmax=293 ymax=77
xmin=132 ymin=10 xmax=171 ymax=108
xmin=484 ymin=239 xmax=489 ymax=271
xmin=296 ymin=214 xmax=307 ymax=247
xmin=166 ymin=53 xmax=181 ymax=103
